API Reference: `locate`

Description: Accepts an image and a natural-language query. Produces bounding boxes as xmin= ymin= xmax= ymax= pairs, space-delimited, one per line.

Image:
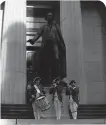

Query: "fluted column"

xmin=1 ymin=0 xmax=26 ymax=104
xmin=60 ymin=1 xmax=87 ymax=104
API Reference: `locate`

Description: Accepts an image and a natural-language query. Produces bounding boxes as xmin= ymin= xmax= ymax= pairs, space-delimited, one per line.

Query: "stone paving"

xmin=1 ymin=119 xmax=106 ymax=125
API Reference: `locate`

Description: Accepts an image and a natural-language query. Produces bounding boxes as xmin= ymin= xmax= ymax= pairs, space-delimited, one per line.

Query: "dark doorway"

xmin=26 ymin=1 xmax=62 ymax=103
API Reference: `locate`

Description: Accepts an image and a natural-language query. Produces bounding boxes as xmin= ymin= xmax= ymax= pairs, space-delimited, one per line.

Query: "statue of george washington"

xmin=27 ymin=12 xmax=66 ymax=85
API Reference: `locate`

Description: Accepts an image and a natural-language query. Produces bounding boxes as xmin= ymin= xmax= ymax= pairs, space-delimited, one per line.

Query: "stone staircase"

xmin=1 ymin=104 xmax=106 ymax=119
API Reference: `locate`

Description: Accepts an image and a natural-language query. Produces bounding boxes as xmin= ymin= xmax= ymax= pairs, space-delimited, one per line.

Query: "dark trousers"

xmin=33 ymin=39 xmax=60 ymax=85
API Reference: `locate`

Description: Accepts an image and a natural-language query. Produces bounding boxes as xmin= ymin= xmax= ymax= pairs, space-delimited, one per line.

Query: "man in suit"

xmin=27 ymin=12 xmax=66 ymax=85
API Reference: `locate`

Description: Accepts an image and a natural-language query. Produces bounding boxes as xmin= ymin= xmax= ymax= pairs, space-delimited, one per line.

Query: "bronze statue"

xmin=27 ymin=12 xmax=66 ymax=85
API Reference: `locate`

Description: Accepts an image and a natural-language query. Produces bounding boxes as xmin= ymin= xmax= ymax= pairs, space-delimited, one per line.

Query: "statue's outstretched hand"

xmin=61 ymin=43 xmax=66 ymax=51
xmin=27 ymin=39 xmax=34 ymax=45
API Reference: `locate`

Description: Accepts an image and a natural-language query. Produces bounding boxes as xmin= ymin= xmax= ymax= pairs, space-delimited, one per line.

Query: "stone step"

xmin=1 ymin=119 xmax=106 ymax=125
xmin=1 ymin=104 xmax=106 ymax=119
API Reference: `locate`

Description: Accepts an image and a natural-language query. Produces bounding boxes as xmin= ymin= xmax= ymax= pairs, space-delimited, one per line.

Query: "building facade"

xmin=0 ymin=0 xmax=106 ymax=109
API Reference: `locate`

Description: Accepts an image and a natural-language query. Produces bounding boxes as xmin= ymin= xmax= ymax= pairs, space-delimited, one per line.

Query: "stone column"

xmin=0 ymin=9 xmax=3 ymax=46
xmin=0 ymin=6 xmax=3 ymax=102
xmin=60 ymin=1 xmax=87 ymax=104
xmin=1 ymin=0 xmax=26 ymax=104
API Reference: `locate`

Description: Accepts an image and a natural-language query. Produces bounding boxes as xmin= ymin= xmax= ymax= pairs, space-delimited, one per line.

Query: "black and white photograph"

xmin=0 ymin=0 xmax=106 ymax=124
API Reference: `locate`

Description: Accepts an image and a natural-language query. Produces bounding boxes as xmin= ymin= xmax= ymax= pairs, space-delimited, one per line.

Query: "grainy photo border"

xmin=0 ymin=0 xmax=106 ymax=124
